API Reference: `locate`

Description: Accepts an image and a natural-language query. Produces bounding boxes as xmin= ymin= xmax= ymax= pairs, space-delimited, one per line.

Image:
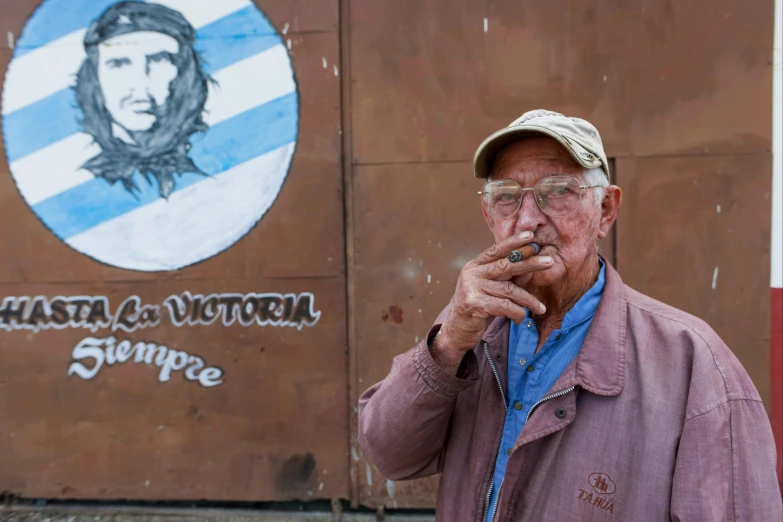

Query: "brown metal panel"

xmin=339 ymin=0 xmax=362 ymax=508
xmin=0 ymin=31 xmax=343 ymax=283
xmin=616 ymin=154 xmax=772 ymax=408
xmin=353 ymin=162 xmax=487 ymax=388
xmin=350 ymin=0 xmax=773 ymax=165
xmin=0 ymin=278 xmax=348 ymax=500
xmin=0 ymin=0 xmax=338 ymax=50
xmin=352 ymin=162 xmax=487 ymax=508
xmin=0 ymin=0 xmax=37 ymax=50
xmin=259 ymin=0 xmax=338 ymax=34
xmin=0 ymin=0 xmax=348 ymax=503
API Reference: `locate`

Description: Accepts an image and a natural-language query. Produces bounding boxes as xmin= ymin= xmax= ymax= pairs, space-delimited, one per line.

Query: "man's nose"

xmin=127 ymin=62 xmax=152 ymax=93
xmin=514 ymin=192 xmax=548 ymax=232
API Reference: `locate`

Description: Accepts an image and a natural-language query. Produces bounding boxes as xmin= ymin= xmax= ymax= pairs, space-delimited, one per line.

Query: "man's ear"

xmin=597 ymin=185 xmax=622 ymax=240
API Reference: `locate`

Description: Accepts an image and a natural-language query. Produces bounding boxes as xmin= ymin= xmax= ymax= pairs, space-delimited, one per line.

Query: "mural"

xmin=68 ymin=335 xmax=225 ymax=387
xmin=2 ymin=0 xmax=298 ymax=271
xmin=1 ymin=291 xmax=321 ymax=387
xmin=0 ymin=292 xmax=321 ymax=333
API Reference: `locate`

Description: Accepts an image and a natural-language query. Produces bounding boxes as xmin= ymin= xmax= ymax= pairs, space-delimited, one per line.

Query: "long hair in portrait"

xmin=75 ymin=1 xmax=215 ymax=198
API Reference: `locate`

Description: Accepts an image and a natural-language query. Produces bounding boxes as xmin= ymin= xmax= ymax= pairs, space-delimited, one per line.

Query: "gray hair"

xmin=583 ymin=167 xmax=609 ymax=207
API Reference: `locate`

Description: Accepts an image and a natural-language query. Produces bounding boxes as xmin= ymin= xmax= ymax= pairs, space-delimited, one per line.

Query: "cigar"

xmin=508 ymin=243 xmax=539 ymax=263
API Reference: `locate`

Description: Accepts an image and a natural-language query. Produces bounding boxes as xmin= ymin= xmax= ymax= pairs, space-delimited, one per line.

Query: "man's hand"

xmin=430 ymin=232 xmax=553 ymax=374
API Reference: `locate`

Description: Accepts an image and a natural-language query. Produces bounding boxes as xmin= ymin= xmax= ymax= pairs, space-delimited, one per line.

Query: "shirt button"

xmin=519 ymin=358 xmax=526 ymax=366
xmin=514 ymin=402 xmax=522 ymax=410
xmin=526 ymin=320 xmax=532 ymax=328
xmin=555 ymin=407 xmax=567 ymax=419
xmin=506 ymin=448 xmax=513 ymax=456
xmin=526 ymin=364 xmax=535 ymax=373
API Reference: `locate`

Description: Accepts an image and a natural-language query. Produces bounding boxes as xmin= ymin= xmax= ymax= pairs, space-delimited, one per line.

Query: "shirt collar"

xmin=514 ymin=257 xmax=606 ymax=336
xmin=483 ymin=257 xmax=626 ymax=397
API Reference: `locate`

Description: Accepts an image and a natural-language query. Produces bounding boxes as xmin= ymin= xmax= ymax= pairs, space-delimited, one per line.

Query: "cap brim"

xmin=473 ymin=125 xmax=596 ymax=179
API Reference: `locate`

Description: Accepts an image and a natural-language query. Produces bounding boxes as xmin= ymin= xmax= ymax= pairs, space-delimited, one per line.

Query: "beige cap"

xmin=473 ymin=109 xmax=610 ymax=179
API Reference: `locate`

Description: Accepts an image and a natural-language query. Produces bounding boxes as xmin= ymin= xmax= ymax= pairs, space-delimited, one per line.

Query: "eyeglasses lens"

xmin=481 ymin=176 xmax=582 ymax=218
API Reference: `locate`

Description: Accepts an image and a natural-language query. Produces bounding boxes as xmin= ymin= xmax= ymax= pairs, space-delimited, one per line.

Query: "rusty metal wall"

xmin=0 ymin=0 xmax=775 ymax=511
xmin=347 ymin=0 xmax=774 ymax=509
xmin=0 ymin=0 xmax=348 ymax=503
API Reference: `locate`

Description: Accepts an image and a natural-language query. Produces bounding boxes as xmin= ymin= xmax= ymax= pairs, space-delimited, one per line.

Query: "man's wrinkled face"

xmin=484 ymin=137 xmax=607 ymax=289
xmin=97 ymin=31 xmax=179 ymax=132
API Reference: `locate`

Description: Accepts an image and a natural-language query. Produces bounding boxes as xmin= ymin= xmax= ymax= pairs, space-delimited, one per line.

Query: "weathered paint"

xmin=0 ymin=0 xmax=775 ymax=510
xmin=0 ymin=0 xmax=348 ymax=502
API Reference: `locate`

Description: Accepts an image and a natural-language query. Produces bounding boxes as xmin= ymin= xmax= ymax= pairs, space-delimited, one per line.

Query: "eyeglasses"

xmin=478 ymin=175 xmax=602 ymax=218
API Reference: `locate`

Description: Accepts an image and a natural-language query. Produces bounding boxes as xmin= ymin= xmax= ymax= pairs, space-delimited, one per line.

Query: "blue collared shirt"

xmin=485 ymin=259 xmax=606 ymax=521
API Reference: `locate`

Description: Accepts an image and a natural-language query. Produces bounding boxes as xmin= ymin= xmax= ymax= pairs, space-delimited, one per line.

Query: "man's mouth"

xmin=128 ymin=99 xmax=152 ymax=112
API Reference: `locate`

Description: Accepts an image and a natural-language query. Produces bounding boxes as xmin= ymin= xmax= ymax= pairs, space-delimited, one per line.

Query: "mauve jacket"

xmin=358 ymin=262 xmax=782 ymax=521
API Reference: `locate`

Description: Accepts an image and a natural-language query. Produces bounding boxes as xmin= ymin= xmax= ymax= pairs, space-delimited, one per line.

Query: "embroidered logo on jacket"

xmin=577 ymin=472 xmax=616 ymax=514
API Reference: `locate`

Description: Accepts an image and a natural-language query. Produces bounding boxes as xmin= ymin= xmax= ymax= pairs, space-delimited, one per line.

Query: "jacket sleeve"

xmin=670 ymin=398 xmax=783 ymax=521
xmin=357 ymin=307 xmax=480 ymax=481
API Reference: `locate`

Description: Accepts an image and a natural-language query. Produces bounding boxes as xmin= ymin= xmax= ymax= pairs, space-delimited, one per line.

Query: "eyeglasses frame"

xmin=477 ymin=175 xmax=603 ymax=218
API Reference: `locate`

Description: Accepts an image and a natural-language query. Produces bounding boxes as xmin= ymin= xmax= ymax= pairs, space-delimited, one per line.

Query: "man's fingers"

xmin=478 ymin=280 xmax=546 ymax=315
xmin=475 ymin=254 xmax=554 ymax=281
xmin=478 ymin=295 xmax=529 ymax=324
xmin=474 ymin=232 xmax=535 ymax=265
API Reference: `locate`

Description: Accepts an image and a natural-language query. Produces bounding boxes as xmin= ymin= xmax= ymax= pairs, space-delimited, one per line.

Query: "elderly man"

xmin=358 ymin=110 xmax=782 ymax=521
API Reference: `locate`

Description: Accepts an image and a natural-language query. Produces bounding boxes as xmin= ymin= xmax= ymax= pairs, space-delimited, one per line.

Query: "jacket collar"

xmin=482 ymin=258 xmax=627 ymax=397
xmin=568 ymin=260 xmax=626 ymax=396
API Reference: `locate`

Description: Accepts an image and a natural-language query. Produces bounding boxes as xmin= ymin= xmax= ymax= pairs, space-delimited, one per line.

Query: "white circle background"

xmin=2 ymin=0 xmax=298 ymax=271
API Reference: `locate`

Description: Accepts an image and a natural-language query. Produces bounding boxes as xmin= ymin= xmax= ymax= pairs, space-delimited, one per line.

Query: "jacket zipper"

xmin=483 ymin=342 xmax=508 ymax=410
xmin=482 ymin=343 xmax=507 ymax=522
xmin=524 ymin=386 xmax=576 ymax=424
xmin=483 ymin=479 xmax=494 ymax=522
xmin=485 ymin=479 xmax=504 ymax=522
xmin=481 ymin=343 xmax=576 ymax=522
